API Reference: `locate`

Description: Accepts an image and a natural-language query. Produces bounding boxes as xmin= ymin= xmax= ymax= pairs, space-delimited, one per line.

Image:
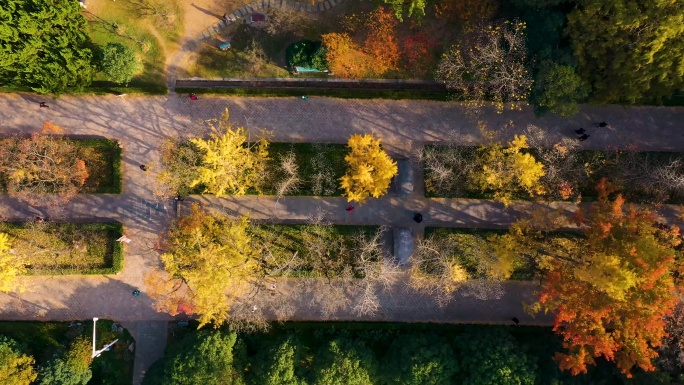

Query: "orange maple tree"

xmin=322 ymin=7 xmax=399 ymax=78
xmin=536 ymin=179 xmax=679 ymax=377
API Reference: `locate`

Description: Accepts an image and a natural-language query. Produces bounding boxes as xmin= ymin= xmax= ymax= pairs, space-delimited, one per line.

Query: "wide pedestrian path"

xmin=0 ymin=94 xmax=682 ymax=383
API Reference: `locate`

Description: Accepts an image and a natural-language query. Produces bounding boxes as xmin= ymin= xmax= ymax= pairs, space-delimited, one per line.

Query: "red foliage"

xmin=400 ymin=33 xmax=438 ymax=76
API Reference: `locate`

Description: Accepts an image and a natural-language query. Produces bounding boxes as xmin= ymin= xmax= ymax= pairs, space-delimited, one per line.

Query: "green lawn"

xmin=0 ymin=320 xmax=134 ymax=385
xmin=0 ymin=222 xmax=124 ymax=275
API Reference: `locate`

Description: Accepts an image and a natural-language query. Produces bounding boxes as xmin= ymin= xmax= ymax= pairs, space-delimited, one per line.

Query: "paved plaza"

xmin=0 ymin=93 xmax=682 ymax=382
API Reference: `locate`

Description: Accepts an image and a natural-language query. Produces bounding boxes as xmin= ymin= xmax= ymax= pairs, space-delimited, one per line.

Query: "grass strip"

xmin=0 ymin=222 xmax=124 ymax=275
xmin=176 ymin=87 xmax=450 ymax=101
xmin=249 ymin=224 xmax=381 ymax=278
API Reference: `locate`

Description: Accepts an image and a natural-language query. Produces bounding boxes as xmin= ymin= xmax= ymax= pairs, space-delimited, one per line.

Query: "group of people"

xmin=575 ymin=121 xmax=609 ymax=141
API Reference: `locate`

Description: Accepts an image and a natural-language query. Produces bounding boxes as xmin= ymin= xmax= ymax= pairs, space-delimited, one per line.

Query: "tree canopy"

xmin=161 ymin=331 xmax=244 ymax=385
xmin=532 ymin=180 xmax=680 ymax=377
xmin=312 ymin=338 xmax=379 ymax=385
xmin=566 ymin=0 xmax=684 ymax=104
xmin=99 ymin=42 xmax=140 ymax=85
xmin=340 ymin=133 xmax=397 ymax=203
xmin=382 ymin=333 xmax=459 ymax=385
xmin=0 ymin=134 xmax=89 ymax=206
xmin=157 ymin=204 xmax=260 ymax=328
xmin=189 ymin=109 xmax=269 ymax=197
xmin=38 ymin=337 xmax=93 ymax=385
xmin=456 ymin=328 xmax=537 ymax=385
xmin=0 ymin=232 xmax=26 ymax=293
xmin=0 ymin=0 xmax=94 ymax=94
xmin=252 ymin=337 xmax=305 ymax=385
xmin=0 ymin=336 xmax=37 ymax=385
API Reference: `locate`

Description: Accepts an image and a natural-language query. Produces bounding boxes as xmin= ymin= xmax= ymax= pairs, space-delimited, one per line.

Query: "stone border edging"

xmin=175 ymin=77 xmax=447 ymax=92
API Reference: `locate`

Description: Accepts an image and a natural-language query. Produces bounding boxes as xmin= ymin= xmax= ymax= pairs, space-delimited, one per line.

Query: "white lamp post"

xmin=91 ymin=317 xmax=119 ymax=359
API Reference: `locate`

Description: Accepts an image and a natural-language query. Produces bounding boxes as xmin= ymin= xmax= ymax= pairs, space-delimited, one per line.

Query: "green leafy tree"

xmin=380 ymin=0 xmax=427 ymax=21
xmin=312 ymin=338 xmax=379 ymax=385
xmin=456 ymin=328 xmax=537 ymax=385
xmin=161 ymin=331 xmax=244 ymax=385
xmin=38 ymin=337 xmax=92 ymax=385
xmin=0 ymin=336 xmax=37 ymax=385
xmin=534 ymin=63 xmax=590 ymax=117
xmin=0 ymin=0 xmax=94 ymax=94
xmin=382 ymin=333 xmax=458 ymax=385
xmin=253 ymin=337 xmax=306 ymax=385
xmin=99 ymin=43 xmax=140 ymax=85
xmin=567 ymin=0 xmax=684 ymax=104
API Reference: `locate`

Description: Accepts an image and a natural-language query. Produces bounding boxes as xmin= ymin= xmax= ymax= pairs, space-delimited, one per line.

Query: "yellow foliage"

xmin=475 ymin=135 xmax=545 ymax=206
xmin=340 ymin=134 xmax=398 ymax=203
xmin=0 ymin=233 xmax=25 ymax=293
xmin=190 ymin=109 xmax=269 ymax=197
xmin=161 ymin=204 xmax=260 ymax=328
xmin=572 ymin=253 xmax=642 ymax=301
xmin=0 ymin=337 xmax=37 ymax=385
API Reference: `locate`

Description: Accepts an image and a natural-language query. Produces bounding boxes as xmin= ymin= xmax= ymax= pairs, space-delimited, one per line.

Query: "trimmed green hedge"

xmin=0 ymin=222 xmax=124 ymax=275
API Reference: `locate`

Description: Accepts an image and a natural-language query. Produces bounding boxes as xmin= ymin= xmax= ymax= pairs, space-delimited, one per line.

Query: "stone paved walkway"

xmin=0 ymin=94 xmax=682 ymax=383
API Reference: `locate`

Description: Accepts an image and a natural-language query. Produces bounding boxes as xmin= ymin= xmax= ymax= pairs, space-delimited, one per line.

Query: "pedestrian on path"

xmin=189 ymin=93 xmax=198 ymax=101
xmin=413 ymin=213 xmax=423 ymax=223
xmin=174 ymin=195 xmax=184 ymax=202
xmin=598 ymin=121 xmax=609 ymax=128
xmin=578 ymin=134 xmax=590 ymax=142
xmin=39 ymin=102 xmax=48 ymax=108
xmin=575 ymin=128 xmax=586 ymax=135
xmin=222 ymin=13 xmax=227 ymax=21
xmin=346 ymin=206 xmax=354 ymax=212
xmin=140 ymin=164 xmax=147 ymax=171
xmin=301 ymin=95 xmax=308 ymax=101
xmin=132 ymin=289 xmax=141 ymax=297
xmin=512 ymin=317 xmax=520 ymax=326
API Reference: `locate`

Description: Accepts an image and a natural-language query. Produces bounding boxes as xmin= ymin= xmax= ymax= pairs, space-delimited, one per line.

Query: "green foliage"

xmin=534 ymin=63 xmax=590 ymax=117
xmin=382 ymin=334 xmax=458 ymax=385
xmin=252 ymin=337 xmax=306 ymax=385
xmin=312 ymin=338 xmax=379 ymax=385
xmin=567 ymin=0 xmax=684 ymax=104
xmin=0 ymin=0 xmax=95 ymax=94
xmin=161 ymin=331 xmax=244 ymax=385
xmin=0 ymin=335 xmax=37 ymax=385
xmin=99 ymin=43 xmax=140 ymax=85
xmin=380 ymin=0 xmax=427 ymax=21
xmin=456 ymin=328 xmax=537 ymax=385
xmin=286 ymin=41 xmax=327 ymax=71
xmin=38 ymin=337 xmax=93 ymax=385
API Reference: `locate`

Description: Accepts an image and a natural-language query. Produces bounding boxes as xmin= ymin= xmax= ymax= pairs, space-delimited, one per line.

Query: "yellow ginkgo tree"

xmin=340 ymin=134 xmax=398 ymax=203
xmin=474 ymin=134 xmax=545 ymax=206
xmin=0 ymin=232 xmax=26 ymax=293
xmin=189 ymin=109 xmax=269 ymax=197
xmin=154 ymin=204 xmax=261 ymax=328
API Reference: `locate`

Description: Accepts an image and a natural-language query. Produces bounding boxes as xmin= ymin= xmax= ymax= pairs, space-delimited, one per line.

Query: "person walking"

xmin=139 ymin=164 xmax=147 ymax=171
xmin=346 ymin=206 xmax=354 ymax=212
xmin=39 ymin=102 xmax=48 ymax=108
xmin=598 ymin=121 xmax=608 ymax=128
xmin=578 ymin=134 xmax=590 ymax=142
xmin=575 ymin=128 xmax=586 ymax=135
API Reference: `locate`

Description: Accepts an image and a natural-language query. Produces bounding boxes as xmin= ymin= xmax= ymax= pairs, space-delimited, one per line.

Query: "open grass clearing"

xmin=85 ymin=0 xmax=184 ymax=93
xmin=0 ymin=222 xmax=124 ymax=275
xmin=249 ymin=224 xmax=383 ymax=278
xmin=0 ymin=320 xmax=134 ymax=385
